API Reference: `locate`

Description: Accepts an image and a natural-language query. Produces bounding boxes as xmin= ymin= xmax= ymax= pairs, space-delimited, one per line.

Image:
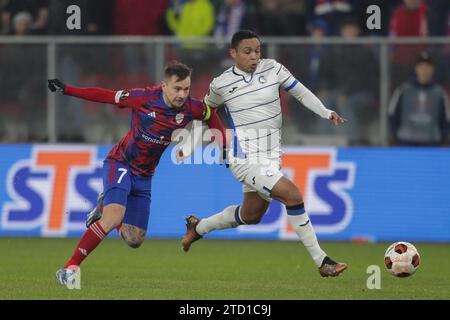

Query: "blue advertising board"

xmin=0 ymin=144 xmax=449 ymax=242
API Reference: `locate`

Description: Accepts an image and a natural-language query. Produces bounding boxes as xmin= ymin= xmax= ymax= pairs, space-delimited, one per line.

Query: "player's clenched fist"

xmin=48 ymin=79 xmax=65 ymax=93
xmin=329 ymin=111 xmax=347 ymax=126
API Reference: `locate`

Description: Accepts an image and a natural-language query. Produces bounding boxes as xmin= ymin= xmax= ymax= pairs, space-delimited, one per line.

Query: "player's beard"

xmin=172 ymin=98 xmax=185 ymax=108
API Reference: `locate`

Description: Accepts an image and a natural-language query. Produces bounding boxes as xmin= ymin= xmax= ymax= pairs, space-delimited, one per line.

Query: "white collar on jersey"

xmin=232 ymin=65 xmax=256 ymax=83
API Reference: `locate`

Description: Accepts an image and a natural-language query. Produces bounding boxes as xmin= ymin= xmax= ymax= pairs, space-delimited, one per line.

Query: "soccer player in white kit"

xmin=180 ymin=30 xmax=348 ymax=277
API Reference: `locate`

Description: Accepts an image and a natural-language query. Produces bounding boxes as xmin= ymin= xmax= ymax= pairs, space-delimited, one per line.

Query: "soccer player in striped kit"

xmin=48 ymin=61 xmax=226 ymax=285
xmin=180 ymin=30 xmax=348 ymax=277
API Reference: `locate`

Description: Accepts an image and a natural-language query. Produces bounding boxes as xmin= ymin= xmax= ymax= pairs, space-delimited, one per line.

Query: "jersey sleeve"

xmin=273 ymin=60 xmax=332 ymax=119
xmin=113 ymin=88 xmax=150 ymax=111
xmin=274 ymin=60 xmax=298 ymax=91
xmin=64 ymin=85 xmax=149 ymax=112
xmin=203 ymin=80 xmax=224 ymax=108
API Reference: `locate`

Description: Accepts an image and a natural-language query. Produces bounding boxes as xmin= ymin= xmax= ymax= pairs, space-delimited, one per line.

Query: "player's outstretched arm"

xmin=47 ymin=78 xmax=116 ymax=104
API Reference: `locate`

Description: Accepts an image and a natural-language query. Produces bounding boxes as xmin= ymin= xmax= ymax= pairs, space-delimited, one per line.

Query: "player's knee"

xmin=125 ymin=238 xmax=144 ymax=249
xmin=284 ymin=189 xmax=303 ymax=207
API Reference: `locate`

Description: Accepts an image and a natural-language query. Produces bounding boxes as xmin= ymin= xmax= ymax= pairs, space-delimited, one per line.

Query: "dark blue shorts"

xmin=102 ymin=159 xmax=152 ymax=230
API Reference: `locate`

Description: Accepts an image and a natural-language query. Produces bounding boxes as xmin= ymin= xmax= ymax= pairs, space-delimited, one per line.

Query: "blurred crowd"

xmin=0 ymin=0 xmax=449 ymax=38
xmin=0 ymin=0 xmax=449 ymax=146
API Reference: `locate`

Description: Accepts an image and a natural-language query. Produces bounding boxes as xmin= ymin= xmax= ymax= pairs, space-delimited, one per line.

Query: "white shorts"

xmin=229 ymin=158 xmax=283 ymax=202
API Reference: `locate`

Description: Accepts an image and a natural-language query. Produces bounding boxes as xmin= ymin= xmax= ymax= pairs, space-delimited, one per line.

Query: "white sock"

xmin=287 ymin=208 xmax=326 ymax=267
xmin=196 ymin=205 xmax=243 ymax=235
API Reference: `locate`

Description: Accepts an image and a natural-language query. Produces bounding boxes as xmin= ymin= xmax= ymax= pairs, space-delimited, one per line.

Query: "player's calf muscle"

xmin=240 ymin=194 xmax=269 ymax=224
xmin=240 ymin=205 xmax=266 ymax=224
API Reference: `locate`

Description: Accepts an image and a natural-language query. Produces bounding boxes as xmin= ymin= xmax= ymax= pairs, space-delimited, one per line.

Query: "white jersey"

xmin=204 ymin=58 xmax=333 ymax=161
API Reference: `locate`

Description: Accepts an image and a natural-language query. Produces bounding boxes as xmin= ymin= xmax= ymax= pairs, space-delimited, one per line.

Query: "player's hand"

xmin=175 ymin=148 xmax=185 ymax=163
xmin=47 ymin=79 xmax=65 ymax=93
xmin=329 ymin=111 xmax=347 ymax=126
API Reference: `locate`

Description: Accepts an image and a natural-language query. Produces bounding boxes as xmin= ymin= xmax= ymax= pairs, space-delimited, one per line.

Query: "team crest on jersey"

xmin=258 ymin=75 xmax=267 ymax=84
xmin=266 ymin=169 xmax=274 ymax=177
xmin=175 ymin=113 xmax=184 ymax=124
xmin=120 ymin=91 xmax=130 ymax=100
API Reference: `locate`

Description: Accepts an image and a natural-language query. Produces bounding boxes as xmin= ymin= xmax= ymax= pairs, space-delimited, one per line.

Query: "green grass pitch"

xmin=1 ymin=238 xmax=449 ymax=300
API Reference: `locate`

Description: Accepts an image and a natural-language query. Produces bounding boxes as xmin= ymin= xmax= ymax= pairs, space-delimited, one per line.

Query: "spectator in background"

xmin=166 ymin=0 xmax=215 ymax=75
xmin=388 ymin=51 xmax=450 ymax=146
xmin=1 ymin=12 xmax=46 ymax=141
xmin=166 ymin=0 xmax=215 ymax=45
xmin=426 ymin=0 xmax=450 ymax=36
xmin=47 ymin=0 xmax=113 ymax=141
xmin=12 ymin=11 xmax=33 ymax=35
xmin=259 ymin=0 xmax=306 ymax=36
xmin=318 ymin=18 xmax=378 ymax=144
xmin=1 ymin=0 xmax=48 ymax=34
xmin=85 ymin=0 xmax=112 ymax=35
xmin=389 ymin=0 xmax=429 ymax=87
xmin=213 ymin=0 xmax=260 ymax=68
xmin=214 ymin=0 xmax=246 ymax=40
xmin=305 ymin=0 xmax=359 ymax=36
xmin=390 ymin=0 xmax=428 ymax=37
xmin=113 ymin=0 xmax=168 ymax=86
xmin=357 ymin=0 xmax=401 ymax=36
xmin=303 ymin=19 xmax=329 ymax=92
xmin=113 ymin=0 xmax=168 ymax=35
xmin=445 ymin=12 xmax=450 ymax=86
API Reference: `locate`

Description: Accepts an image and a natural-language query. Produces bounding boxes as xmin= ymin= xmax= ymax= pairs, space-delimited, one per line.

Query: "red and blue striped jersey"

xmin=107 ymin=86 xmax=209 ymax=176
xmin=64 ymin=84 xmax=212 ymax=177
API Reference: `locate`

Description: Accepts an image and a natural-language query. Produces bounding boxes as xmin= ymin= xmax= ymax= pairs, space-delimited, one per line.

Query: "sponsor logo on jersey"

xmin=258 ymin=75 xmax=267 ymax=84
xmin=147 ymin=111 xmax=156 ymax=118
xmin=141 ymin=133 xmax=170 ymax=145
xmin=175 ymin=113 xmax=184 ymax=124
xmin=120 ymin=91 xmax=130 ymax=100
